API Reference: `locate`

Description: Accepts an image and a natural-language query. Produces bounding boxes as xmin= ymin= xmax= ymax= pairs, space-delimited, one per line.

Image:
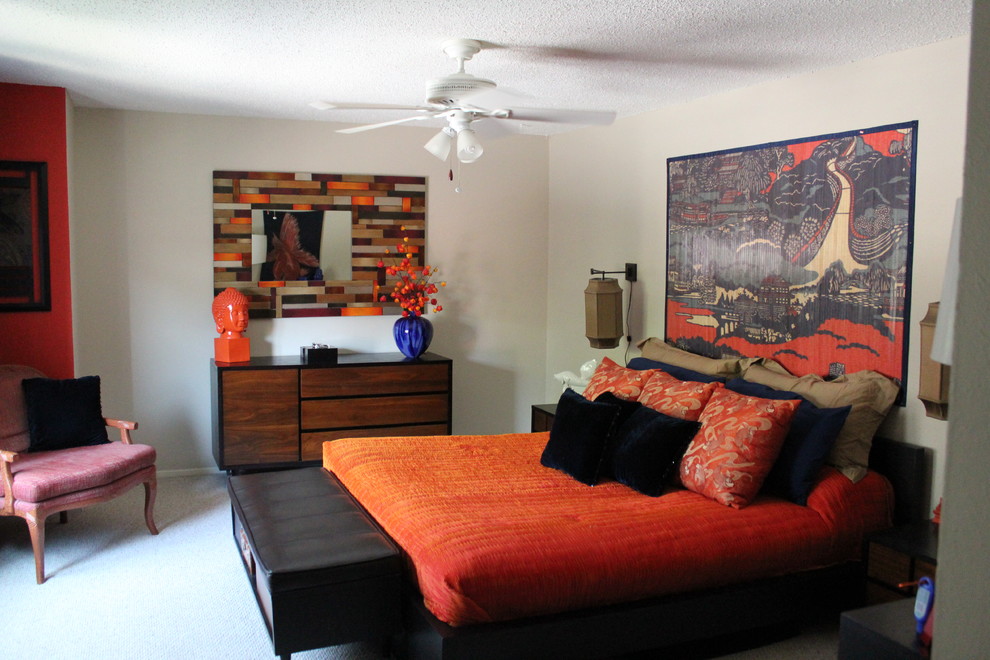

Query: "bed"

xmin=319 ymin=346 xmax=923 ymax=659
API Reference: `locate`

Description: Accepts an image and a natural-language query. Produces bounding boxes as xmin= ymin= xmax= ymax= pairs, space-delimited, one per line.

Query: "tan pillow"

xmin=745 ymin=357 xmax=792 ymax=376
xmin=636 ymin=337 xmax=743 ymax=377
xmin=636 ymin=338 xmax=791 ymax=379
xmin=742 ymin=364 xmax=900 ymax=482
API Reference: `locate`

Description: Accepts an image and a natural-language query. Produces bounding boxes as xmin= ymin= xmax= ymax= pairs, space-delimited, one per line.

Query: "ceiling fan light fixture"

xmin=456 ymin=128 xmax=483 ymax=163
xmin=424 ymin=127 xmax=454 ymax=160
xmin=320 ymin=38 xmax=615 ymax=168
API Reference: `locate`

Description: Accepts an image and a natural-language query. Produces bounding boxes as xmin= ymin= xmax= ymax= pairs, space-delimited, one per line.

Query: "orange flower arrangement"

xmin=378 ymin=229 xmax=446 ymax=317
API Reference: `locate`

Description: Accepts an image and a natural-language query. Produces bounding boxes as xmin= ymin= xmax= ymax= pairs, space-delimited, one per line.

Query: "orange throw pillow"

xmin=679 ymin=388 xmax=799 ymax=509
xmin=582 ymin=357 xmax=656 ymax=401
xmin=637 ymin=371 xmax=723 ymax=422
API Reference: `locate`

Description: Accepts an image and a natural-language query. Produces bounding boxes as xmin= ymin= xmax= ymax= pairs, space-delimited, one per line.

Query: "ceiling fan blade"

xmin=471 ymin=116 xmax=516 ymax=140
xmin=503 ymin=107 xmax=616 ymax=125
xmin=335 ymin=114 xmax=439 ymax=134
xmin=464 ymin=88 xmax=615 ymax=126
xmin=311 ymin=100 xmax=434 ymax=111
xmin=458 ymin=86 xmax=533 ymax=106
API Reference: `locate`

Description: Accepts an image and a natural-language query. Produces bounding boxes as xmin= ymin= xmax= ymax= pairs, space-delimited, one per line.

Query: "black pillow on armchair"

xmin=541 ymin=388 xmax=620 ymax=486
xmin=22 ymin=375 xmax=110 ymax=452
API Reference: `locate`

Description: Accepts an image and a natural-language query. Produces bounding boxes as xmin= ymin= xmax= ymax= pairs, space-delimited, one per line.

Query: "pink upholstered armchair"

xmin=0 ymin=365 xmax=158 ymax=583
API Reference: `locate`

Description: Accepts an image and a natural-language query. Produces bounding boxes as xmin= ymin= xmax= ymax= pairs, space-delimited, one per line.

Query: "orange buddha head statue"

xmin=212 ymin=288 xmax=250 ymax=339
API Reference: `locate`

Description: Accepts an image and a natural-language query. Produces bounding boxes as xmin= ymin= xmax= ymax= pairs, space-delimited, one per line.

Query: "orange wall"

xmin=0 ymin=83 xmax=74 ymax=377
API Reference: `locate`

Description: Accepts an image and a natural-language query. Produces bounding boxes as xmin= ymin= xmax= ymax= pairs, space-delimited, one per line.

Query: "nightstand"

xmin=865 ymin=522 xmax=938 ymax=604
xmin=531 ymin=403 xmax=557 ymax=432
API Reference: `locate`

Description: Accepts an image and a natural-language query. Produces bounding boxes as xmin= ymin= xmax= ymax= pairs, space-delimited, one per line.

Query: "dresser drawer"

xmin=221 ymin=369 xmax=300 ymax=465
xmin=915 ymin=559 xmax=936 ymax=582
xmin=301 ymin=393 xmax=449 ymax=430
xmin=865 ymin=524 xmax=938 ymax=604
xmin=301 ymin=364 xmax=449 ymax=398
xmin=867 ymin=543 xmax=912 ymax=585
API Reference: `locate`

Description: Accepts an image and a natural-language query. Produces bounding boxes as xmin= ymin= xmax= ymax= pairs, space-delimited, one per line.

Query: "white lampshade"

xmin=424 ymin=129 xmax=453 ymax=161
xmin=931 ymin=197 xmax=961 ymax=366
xmin=456 ymin=128 xmax=483 ymax=163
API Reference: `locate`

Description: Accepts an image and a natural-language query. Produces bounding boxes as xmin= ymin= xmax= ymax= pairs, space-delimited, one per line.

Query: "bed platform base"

xmin=399 ymin=562 xmax=860 ymax=660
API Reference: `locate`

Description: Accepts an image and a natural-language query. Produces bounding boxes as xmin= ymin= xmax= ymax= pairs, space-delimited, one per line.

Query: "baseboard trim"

xmin=158 ymin=467 xmax=222 ymax=479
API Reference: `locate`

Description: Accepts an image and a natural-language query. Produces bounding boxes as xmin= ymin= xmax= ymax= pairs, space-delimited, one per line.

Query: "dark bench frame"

xmin=229 ymin=468 xmax=402 ymax=660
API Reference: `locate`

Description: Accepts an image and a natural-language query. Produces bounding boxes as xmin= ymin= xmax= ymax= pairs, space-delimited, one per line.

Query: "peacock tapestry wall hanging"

xmin=665 ymin=121 xmax=917 ymax=397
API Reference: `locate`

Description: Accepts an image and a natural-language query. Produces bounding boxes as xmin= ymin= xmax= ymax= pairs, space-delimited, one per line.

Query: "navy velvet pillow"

xmin=22 ymin=375 xmax=110 ymax=452
xmin=593 ymin=391 xmax=642 ymax=424
xmin=593 ymin=391 xmax=644 ymax=478
xmin=626 ymin=357 xmax=726 ymax=384
xmin=725 ymin=378 xmax=850 ymax=505
xmin=541 ymin=388 xmax=620 ymax=485
xmin=610 ymin=406 xmax=700 ymax=496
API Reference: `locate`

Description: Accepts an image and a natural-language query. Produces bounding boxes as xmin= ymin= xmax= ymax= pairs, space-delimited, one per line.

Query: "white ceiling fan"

xmin=312 ymin=38 xmax=616 ymax=164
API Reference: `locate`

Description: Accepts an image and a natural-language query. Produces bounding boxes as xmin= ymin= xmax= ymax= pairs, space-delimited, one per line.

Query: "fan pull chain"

xmin=448 ymin=143 xmax=455 ymax=183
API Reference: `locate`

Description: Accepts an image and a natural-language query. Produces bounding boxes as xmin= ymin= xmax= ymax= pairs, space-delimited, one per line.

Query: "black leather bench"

xmin=228 ymin=467 xmax=401 ymax=660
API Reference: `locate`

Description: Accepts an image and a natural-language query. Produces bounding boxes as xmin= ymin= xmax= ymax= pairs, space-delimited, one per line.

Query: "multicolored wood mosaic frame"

xmin=213 ymin=171 xmax=426 ymax=318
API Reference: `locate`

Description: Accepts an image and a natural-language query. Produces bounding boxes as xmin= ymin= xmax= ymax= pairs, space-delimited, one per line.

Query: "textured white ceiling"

xmin=0 ymin=0 xmax=973 ymax=135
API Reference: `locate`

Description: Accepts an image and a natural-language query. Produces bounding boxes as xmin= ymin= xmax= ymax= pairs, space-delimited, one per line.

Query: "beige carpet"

xmin=1 ymin=473 xmax=839 ymax=659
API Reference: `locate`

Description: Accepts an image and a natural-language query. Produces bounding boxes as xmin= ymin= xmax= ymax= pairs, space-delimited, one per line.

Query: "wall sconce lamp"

xmin=585 ymin=263 xmax=637 ymax=349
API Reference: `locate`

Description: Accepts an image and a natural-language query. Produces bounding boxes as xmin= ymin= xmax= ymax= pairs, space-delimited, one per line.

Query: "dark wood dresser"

xmin=211 ymin=352 xmax=452 ymax=471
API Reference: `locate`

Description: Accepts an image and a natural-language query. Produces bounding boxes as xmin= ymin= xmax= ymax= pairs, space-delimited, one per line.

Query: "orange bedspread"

xmin=323 ymin=432 xmax=892 ymax=627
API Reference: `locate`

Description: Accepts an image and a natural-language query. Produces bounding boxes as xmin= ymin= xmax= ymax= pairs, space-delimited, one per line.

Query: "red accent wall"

xmin=0 ymin=83 xmax=74 ymax=378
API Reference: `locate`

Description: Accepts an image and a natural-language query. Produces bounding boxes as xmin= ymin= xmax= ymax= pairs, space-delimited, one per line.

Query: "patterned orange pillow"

xmin=637 ymin=371 xmax=723 ymax=422
xmin=679 ymin=388 xmax=800 ymax=509
xmin=582 ymin=357 xmax=656 ymax=401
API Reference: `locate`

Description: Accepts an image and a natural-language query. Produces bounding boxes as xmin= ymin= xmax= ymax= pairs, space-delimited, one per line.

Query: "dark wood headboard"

xmin=869 ymin=437 xmax=932 ymax=525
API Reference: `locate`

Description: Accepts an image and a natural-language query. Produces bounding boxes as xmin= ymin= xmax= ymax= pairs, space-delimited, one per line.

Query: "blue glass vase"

xmin=393 ymin=315 xmax=433 ymax=359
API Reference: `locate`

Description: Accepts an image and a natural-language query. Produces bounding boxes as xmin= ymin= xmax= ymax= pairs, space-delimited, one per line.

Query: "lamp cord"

xmin=623 ymin=279 xmax=635 ymax=363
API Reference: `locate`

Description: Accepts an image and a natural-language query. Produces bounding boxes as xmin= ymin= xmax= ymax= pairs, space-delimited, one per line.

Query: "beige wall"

xmin=548 ymin=36 xmax=971 ymax=509
xmin=71 ymin=111 xmax=549 ymax=472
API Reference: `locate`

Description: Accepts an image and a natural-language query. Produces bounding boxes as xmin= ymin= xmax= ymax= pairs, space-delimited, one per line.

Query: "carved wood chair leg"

xmin=143 ymin=478 xmax=159 ymax=535
xmin=59 ymin=510 xmax=68 ymax=524
xmin=26 ymin=512 xmax=46 ymax=584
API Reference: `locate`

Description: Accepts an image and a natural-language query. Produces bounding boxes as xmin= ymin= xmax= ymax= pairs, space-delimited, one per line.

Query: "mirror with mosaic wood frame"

xmin=212 ymin=170 xmax=426 ymax=318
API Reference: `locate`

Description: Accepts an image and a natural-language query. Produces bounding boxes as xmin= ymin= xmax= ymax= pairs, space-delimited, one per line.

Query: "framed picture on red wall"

xmin=0 ymin=161 xmax=50 ymax=311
